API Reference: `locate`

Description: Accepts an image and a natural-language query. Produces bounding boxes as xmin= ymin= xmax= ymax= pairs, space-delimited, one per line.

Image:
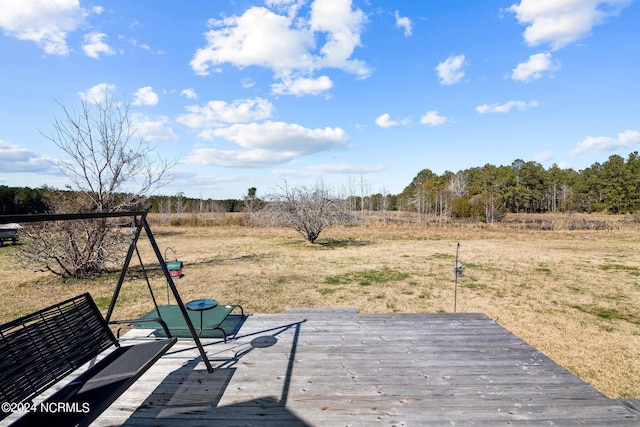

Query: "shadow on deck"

xmin=123 ymin=320 xmax=309 ymax=426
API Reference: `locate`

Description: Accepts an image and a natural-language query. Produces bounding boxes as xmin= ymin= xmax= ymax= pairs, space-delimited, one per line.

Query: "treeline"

xmin=3 ymin=152 xmax=640 ymax=220
xmin=0 ymin=186 xmax=251 ymax=216
xmin=386 ymin=152 xmax=640 ymax=222
xmin=0 ymin=186 xmax=49 ymax=215
xmin=146 ymin=194 xmax=247 ymax=214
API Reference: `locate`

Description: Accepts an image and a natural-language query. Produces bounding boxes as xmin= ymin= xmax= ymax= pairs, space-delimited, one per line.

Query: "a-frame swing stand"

xmin=1 ymin=207 xmax=214 ymax=373
xmin=105 ymin=207 xmax=215 ymax=372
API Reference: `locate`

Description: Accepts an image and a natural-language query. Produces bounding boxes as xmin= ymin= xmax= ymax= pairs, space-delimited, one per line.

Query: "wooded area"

xmin=3 ymin=151 xmax=640 ymax=220
xmin=396 ymin=152 xmax=640 ymax=221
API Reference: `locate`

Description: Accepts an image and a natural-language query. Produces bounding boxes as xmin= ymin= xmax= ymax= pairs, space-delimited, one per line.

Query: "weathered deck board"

xmin=86 ymin=312 xmax=639 ymax=426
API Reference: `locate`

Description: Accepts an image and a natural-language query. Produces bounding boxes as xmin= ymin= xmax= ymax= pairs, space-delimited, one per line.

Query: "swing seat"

xmin=0 ymin=293 xmax=176 ymax=426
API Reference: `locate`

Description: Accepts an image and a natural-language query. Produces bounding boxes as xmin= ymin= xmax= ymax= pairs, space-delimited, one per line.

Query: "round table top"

xmin=186 ymin=298 xmax=218 ymax=311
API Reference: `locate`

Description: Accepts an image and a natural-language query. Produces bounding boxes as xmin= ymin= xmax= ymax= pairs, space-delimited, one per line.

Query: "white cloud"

xmin=512 ymin=52 xmax=559 ymax=81
xmin=375 ymin=113 xmax=411 ymax=128
xmin=265 ymin=0 xmax=306 ymax=18
xmin=420 ymin=111 xmax=449 ymax=126
xmin=191 ymin=7 xmax=310 ymax=75
xmin=82 ymin=32 xmax=116 ymax=59
xmin=435 ymin=54 xmax=466 ymax=85
xmin=271 ymin=75 xmax=333 ymax=96
xmin=571 ymin=130 xmax=640 ymax=155
xmin=184 ymin=121 xmax=348 ymax=168
xmin=309 ymin=0 xmax=369 ymax=75
xmin=557 ymin=161 xmax=573 ymax=169
xmin=190 ymin=0 xmax=370 ymax=95
xmin=272 ymin=168 xmax=315 ymax=179
xmin=78 ymin=83 xmax=117 ymax=103
xmin=177 ymin=98 xmax=274 ymax=129
xmin=0 ymin=0 xmax=87 ymax=55
xmin=395 ymin=11 xmax=413 ymax=37
xmin=165 ymin=171 xmax=248 ymax=195
xmin=242 ymin=78 xmax=255 ymax=89
xmin=130 ymin=38 xmax=164 ymax=55
xmin=377 ymin=110 xmax=452 ymax=129
xmin=307 ymin=163 xmax=387 ymax=174
xmin=531 ymin=151 xmax=554 ymax=162
xmin=184 ymin=148 xmax=294 ymax=168
xmin=0 ymin=140 xmax=57 ymax=174
xmin=131 ymin=114 xmax=179 ymax=142
xmin=507 ymin=0 xmax=632 ymax=50
xmin=132 ymin=86 xmax=159 ymax=106
xmin=476 ymin=100 xmax=539 ymax=114
xmin=375 ymin=114 xmax=394 ymax=128
xmin=210 ymin=121 xmax=347 ymax=152
xmin=180 ymin=88 xmax=198 ymax=100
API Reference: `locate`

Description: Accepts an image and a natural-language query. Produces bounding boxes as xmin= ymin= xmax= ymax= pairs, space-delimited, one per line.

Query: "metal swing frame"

xmin=1 ymin=206 xmax=214 ymax=372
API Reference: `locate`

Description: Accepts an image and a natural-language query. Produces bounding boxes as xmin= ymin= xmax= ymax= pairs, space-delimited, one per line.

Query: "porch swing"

xmin=2 ymin=206 xmax=215 ymax=373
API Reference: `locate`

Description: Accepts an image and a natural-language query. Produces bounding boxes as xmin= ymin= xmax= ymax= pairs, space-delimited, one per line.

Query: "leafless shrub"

xmin=18 ymin=191 xmax=128 ymax=278
xmin=19 ymin=89 xmax=174 ymax=278
xmin=259 ymin=182 xmax=355 ymax=243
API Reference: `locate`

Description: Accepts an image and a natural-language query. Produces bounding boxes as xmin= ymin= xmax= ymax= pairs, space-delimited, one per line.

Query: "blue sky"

xmin=1 ymin=0 xmax=639 ymax=200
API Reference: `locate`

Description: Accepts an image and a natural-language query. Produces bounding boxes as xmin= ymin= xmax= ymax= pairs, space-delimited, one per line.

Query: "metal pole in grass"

xmin=452 ymin=242 xmax=465 ymax=313
xmin=454 ymin=243 xmax=459 ymax=313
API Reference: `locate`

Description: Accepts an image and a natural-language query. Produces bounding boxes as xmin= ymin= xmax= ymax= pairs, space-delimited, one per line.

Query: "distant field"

xmin=1 ymin=213 xmax=639 ymax=399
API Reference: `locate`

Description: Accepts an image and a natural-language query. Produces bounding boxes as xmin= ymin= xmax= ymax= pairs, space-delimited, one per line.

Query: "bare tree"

xmin=174 ymin=192 xmax=187 ymax=214
xmin=50 ymin=92 xmax=173 ymax=211
xmin=482 ymin=184 xmax=505 ymax=224
xmin=447 ymin=171 xmax=469 ymax=198
xmin=19 ymin=90 xmax=175 ymax=278
xmin=261 ymin=182 xmax=354 ymax=243
xmin=411 ymin=178 xmax=430 ymax=224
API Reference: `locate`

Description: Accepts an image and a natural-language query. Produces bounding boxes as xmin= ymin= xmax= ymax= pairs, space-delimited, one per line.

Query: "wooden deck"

xmin=86 ymin=310 xmax=639 ymax=426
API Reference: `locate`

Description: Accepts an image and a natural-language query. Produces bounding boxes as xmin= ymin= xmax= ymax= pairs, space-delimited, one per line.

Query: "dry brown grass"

xmin=1 ymin=213 xmax=639 ymax=399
